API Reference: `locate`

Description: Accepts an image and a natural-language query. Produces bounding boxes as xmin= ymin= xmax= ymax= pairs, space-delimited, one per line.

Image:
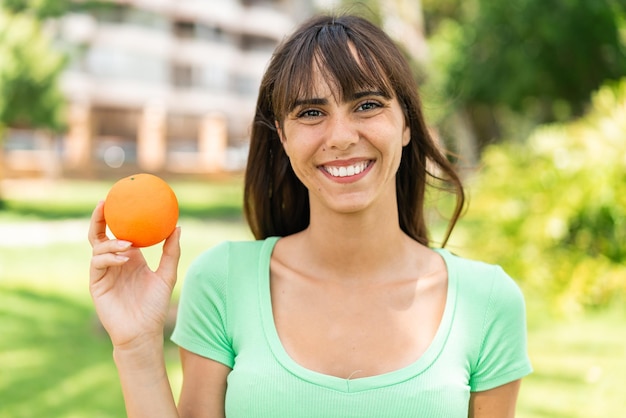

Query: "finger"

xmin=88 ymin=201 xmax=109 ymax=246
xmin=91 ymin=238 xmax=132 ymax=257
xmin=156 ymin=226 xmax=181 ymax=286
xmin=89 ymin=240 xmax=132 ymax=284
xmin=91 ymin=252 xmax=130 ymax=272
xmin=89 ymin=252 xmax=130 ymax=288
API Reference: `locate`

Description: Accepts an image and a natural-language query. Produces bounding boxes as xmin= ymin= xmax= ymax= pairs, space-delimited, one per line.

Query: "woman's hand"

xmin=87 ymin=201 xmax=181 ymax=349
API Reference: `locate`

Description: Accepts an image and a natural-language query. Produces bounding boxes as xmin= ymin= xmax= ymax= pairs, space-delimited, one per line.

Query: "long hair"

xmin=244 ymin=14 xmax=465 ymax=247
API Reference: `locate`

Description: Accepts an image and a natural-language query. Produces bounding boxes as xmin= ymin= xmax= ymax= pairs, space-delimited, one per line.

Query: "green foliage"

xmin=455 ymin=79 xmax=626 ymax=313
xmin=1 ymin=0 xmax=110 ymax=18
xmin=0 ymin=9 xmax=67 ymax=131
xmin=421 ymin=0 xmax=465 ymax=35
xmin=337 ymin=0 xmax=384 ymax=26
xmin=1 ymin=0 xmax=71 ymax=18
xmin=441 ymin=0 xmax=626 ymax=121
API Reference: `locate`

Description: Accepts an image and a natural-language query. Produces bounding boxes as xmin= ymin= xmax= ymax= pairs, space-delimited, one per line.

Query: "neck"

xmin=300 ymin=200 xmax=412 ymax=282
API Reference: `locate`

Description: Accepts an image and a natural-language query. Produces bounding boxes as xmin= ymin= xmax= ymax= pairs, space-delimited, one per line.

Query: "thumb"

xmin=156 ymin=226 xmax=181 ymax=288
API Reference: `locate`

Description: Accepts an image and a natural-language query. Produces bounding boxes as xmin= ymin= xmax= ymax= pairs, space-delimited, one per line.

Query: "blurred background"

xmin=1 ymin=0 xmax=624 ymax=416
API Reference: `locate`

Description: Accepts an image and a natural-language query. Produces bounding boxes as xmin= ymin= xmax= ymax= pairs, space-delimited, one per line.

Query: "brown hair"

xmin=243 ymin=13 xmax=465 ymax=247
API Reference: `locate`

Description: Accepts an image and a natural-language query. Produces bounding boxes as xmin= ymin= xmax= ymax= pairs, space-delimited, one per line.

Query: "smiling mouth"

xmin=321 ymin=160 xmax=372 ymax=178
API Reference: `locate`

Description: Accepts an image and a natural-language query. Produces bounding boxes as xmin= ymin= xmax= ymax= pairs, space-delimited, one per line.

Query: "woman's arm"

xmin=178 ymin=349 xmax=231 ymax=418
xmin=88 ymin=201 xmax=181 ymax=417
xmin=468 ymin=379 xmax=522 ymax=418
xmin=113 ymin=336 xmax=179 ymax=417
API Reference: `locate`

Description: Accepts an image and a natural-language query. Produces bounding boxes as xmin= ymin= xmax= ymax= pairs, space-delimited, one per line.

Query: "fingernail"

xmin=118 ymin=240 xmax=132 ymax=248
xmin=115 ymin=255 xmax=129 ymax=262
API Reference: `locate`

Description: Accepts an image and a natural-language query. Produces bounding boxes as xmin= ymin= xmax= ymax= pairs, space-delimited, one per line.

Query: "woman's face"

xmin=276 ymin=64 xmax=410 ymax=217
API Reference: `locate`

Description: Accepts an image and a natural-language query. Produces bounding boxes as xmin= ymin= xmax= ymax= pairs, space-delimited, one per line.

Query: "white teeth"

xmin=324 ymin=161 xmax=370 ymax=178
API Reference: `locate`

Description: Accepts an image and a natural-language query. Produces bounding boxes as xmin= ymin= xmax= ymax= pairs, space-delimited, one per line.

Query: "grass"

xmin=0 ymin=175 xmax=246 ymax=221
xmin=518 ymin=308 xmax=626 ymax=418
xmin=0 ymin=177 xmax=251 ymax=418
xmin=1 ymin=178 xmax=625 ymax=417
xmin=1 ymin=288 xmax=127 ymax=417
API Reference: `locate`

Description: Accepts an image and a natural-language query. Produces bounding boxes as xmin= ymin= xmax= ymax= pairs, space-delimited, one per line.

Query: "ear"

xmin=402 ymin=124 xmax=410 ymax=147
xmin=275 ymin=120 xmax=291 ymax=158
xmin=275 ymin=120 xmax=285 ymax=144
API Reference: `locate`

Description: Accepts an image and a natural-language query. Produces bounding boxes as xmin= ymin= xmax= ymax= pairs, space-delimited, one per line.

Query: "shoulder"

xmin=181 ymin=238 xmax=273 ymax=293
xmin=436 ymin=248 xmax=524 ymax=304
xmin=436 ymin=250 xmax=532 ymax=389
xmin=173 ymin=238 xmax=280 ymax=367
xmin=188 ymin=238 xmax=277 ymax=275
xmin=437 ymin=248 xmax=527 ymax=334
xmin=191 ymin=238 xmax=271 ymax=263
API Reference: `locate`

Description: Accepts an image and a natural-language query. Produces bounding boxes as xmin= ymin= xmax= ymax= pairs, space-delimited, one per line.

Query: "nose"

xmin=325 ymin=113 xmax=358 ymax=151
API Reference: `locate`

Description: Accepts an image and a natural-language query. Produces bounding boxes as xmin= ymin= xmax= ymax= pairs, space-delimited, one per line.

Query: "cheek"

xmin=281 ymin=130 xmax=318 ymax=163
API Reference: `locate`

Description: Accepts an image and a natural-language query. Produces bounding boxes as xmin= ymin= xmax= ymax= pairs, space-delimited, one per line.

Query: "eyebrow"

xmin=293 ymin=90 xmax=390 ymax=108
xmin=352 ymin=90 xmax=389 ymax=100
xmin=293 ymin=97 xmax=328 ymax=107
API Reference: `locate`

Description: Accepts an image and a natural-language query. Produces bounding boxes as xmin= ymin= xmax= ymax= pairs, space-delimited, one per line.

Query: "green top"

xmin=171 ymin=237 xmax=532 ymax=417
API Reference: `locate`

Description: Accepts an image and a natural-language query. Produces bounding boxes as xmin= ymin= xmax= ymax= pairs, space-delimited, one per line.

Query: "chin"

xmin=326 ymin=197 xmax=376 ymax=215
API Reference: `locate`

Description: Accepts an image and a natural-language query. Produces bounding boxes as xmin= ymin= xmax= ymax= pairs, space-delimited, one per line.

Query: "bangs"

xmin=272 ymin=21 xmax=395 ymax=119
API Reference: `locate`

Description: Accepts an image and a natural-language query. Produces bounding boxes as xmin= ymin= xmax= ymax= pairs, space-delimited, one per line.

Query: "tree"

xmin=0 ymin=0 xmax=85 ymax=131
xmin=0 ymin=1 xmax=74 ymax=201
xmin=0 ymin=11 xmax=66 ymax=132
xmin=1 ymin=0 xmax=71 ymax=18
xmin=441 ymin=0 xmax=626 ymax=142
xmin=0 ymin=0 xmax=108 ymax=126
xmin=455 ymin=79 xmax=626 ymax=313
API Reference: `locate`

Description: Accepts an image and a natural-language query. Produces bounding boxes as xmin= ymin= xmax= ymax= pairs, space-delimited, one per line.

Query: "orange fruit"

xmin=104 ymin=173 xmax=179 ymax=247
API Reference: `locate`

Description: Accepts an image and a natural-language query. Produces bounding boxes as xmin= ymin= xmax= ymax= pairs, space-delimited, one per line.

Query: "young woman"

xmin=88 ymin=13 xmax=532 ymax=418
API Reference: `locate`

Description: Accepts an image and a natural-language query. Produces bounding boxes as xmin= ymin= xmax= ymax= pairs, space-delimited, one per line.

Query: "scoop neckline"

xmin=257 ymin=236 xmax=458 ymax=393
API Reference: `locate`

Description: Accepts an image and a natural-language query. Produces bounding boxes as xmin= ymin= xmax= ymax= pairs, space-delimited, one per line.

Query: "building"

xmin=5 ymin=0 xmax=313 ymax=178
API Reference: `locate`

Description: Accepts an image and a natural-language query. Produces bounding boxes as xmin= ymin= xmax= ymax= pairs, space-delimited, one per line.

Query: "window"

xmin=167 ymin=114 xmax=200 ymax=152
xmin=240 ymin=34 xmax=276 ymax=51
xmin=174 ymin=21 xmax=195 ymax=39
xmin=86 ymin=47 xmax=167 ymax=84
xmin=172 ymin=64 xmax=194 ymax=88
xmin=92 ymin=4 xmax=168 ymax=30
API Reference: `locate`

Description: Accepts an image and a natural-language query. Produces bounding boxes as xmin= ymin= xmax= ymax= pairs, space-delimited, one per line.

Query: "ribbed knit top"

xmin=171 ymin=237 xmax=532 ymax=417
